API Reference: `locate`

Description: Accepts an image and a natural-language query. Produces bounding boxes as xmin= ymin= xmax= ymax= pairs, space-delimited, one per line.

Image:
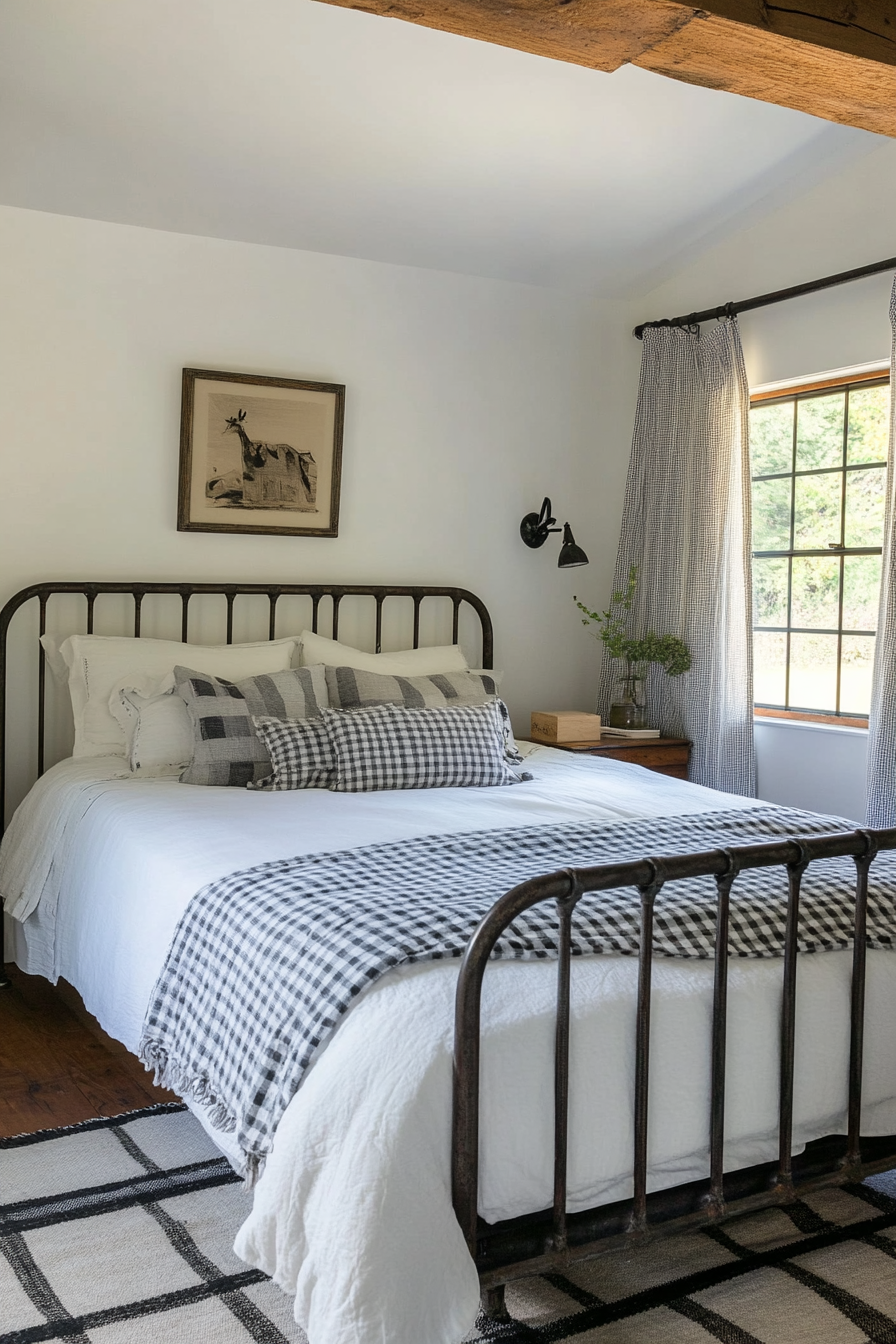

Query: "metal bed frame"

xmin=2 ymin=579 xmax=895 ymax=1325
xmin=453 ymin=825 xmax=896 ymax=1319
xmin=0 ymin=579 xmax=492 ymax=834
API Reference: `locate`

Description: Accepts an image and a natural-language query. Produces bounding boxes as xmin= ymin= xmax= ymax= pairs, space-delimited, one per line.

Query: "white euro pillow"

xmin=298 ymin=629 xmax=469 ymax=676
xmin=40 ymin=633 xmax=300 ymax=758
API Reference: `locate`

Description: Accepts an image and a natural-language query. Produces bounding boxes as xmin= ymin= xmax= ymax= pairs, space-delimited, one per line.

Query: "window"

xmin=750 ymin=372 xmax=890 ymax=725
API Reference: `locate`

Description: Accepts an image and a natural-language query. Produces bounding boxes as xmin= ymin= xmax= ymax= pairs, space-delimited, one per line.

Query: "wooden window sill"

xmin=754 ymin=708 xmax=868 ymax=730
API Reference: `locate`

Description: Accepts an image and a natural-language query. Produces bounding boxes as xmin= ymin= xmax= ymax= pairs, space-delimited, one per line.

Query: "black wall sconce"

xmin=520 ymin=498 xmax=589 ymax=568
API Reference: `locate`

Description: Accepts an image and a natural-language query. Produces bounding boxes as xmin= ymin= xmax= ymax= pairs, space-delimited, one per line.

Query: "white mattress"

xmin=4 ymin=748 xmax=895 ymax=1344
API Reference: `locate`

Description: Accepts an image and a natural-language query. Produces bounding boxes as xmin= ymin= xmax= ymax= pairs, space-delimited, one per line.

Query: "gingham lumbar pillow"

xmin=321 ymin=700 xmax=524 ymax=792
xmin=251 ymin=715 xmax=336 ymax=790
xmin=175 ymin=665 xmax=328 ymax=787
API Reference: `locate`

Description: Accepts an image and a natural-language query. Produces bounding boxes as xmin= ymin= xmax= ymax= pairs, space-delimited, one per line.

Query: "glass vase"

xmin=609 ymin=668 xmax=647 ymax=730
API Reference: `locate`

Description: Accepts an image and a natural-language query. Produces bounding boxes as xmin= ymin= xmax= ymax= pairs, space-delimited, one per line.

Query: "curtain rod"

xmin=633 ymin=254 xmax=896 ymax=340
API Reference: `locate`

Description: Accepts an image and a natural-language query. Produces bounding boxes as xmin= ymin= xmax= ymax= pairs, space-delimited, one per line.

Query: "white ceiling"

xmin=0 ymin=0 xmax=883 ymax=294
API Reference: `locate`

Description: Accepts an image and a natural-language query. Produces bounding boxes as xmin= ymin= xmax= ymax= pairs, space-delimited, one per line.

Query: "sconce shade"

xmin=520 ymin=498 xmax=588 ymax=567
xmin=558 ymin=522 xmax=589 ymax=568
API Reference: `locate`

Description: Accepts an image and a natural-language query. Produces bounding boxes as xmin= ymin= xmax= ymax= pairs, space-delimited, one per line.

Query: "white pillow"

xmin=298 ymin=629 xmax=469 ymax=676
xmin=41 ymin=633 xmax=300 ymax=758
xmin=109 ymin=683 xmax=193 ymax=776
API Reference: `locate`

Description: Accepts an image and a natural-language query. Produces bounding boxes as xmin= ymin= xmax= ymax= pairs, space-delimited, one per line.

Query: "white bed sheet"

xmin=4 ymin=749 xmax=895 ymax=1344
xmin=3 ymin=745 xmax=759 ymax=1045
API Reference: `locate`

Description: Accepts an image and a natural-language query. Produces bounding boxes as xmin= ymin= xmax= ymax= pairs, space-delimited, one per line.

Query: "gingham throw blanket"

xmin=139 ymin=805 xmax=896 ymax=1179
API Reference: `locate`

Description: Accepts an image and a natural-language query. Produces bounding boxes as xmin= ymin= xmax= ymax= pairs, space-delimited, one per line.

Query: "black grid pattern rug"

xmin=5 ymin=1106 xmax=896 ymax=1343
xmin=0 ymin=1103 xmax=307 ymax=1343
xmin=469 ymin=1175 xmax=896 ymax=1343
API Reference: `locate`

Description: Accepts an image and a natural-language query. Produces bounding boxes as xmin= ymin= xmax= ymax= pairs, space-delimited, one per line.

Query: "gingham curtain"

xmin=599 ymin=318 xmax=756 ymax=794
xmin=866 ymin=279 xmax=896 ymax=828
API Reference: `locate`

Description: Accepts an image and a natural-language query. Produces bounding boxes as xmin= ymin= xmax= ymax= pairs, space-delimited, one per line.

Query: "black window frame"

xmin=750 ymin=371 xmax=889 ymax=725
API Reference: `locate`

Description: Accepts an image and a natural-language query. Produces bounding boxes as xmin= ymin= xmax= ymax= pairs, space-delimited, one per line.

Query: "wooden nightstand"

xmin=538 ymin=735 xmax=692 ymax=780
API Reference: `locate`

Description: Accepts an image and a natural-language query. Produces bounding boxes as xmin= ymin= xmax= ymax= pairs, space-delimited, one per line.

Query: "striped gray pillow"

xmin=175 ymin=664 xmax=329 ymax=787
xmin=324 ymin=666 xmax=498 ymax=711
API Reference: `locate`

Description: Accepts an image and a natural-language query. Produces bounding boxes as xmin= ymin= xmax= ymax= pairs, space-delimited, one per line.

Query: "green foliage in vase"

xmin=575 ymin=566 xmax=691 ymax=677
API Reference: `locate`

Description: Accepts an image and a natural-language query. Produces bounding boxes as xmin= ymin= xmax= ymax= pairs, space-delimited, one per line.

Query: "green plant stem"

xmin=575 ymin=566 xmax=691 ymax=678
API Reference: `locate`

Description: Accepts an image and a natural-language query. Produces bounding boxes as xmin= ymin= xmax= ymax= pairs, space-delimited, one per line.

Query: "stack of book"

xmin=599 ymin=727 xmax=661 ymax=739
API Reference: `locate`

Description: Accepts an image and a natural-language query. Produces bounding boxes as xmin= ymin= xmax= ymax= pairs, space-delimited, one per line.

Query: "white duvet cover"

xmin=4 ymin=749 xmax=896 ymax=1344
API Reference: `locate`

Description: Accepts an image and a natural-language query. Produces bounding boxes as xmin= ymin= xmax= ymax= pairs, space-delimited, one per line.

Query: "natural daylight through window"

xmin=750 ymin=371 xmax=890 ymax=725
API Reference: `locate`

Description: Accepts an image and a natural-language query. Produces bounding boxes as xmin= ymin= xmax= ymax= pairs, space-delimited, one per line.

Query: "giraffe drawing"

xmin=206 ymin=409 xmax=317 ymax=509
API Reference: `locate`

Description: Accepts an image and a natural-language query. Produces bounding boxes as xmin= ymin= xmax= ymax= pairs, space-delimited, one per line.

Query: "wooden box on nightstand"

xmin=536 ymin=734 xmax=692 ymax=780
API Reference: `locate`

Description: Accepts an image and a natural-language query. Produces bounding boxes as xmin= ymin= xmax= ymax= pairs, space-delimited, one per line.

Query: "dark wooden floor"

xmin=1 ymin=962 xmax=176 ymax=1138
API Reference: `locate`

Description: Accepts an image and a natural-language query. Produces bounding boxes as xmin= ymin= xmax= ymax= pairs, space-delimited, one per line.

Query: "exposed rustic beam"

xmin=313 ymin=0 xmax=896 ymax=137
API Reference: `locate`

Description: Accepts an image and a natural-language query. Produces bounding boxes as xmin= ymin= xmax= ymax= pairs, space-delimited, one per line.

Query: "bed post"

xmin=480 ymin=1285 xmax=509 ymax=1320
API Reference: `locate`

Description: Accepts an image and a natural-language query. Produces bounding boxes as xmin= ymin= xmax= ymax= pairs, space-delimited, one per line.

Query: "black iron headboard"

xmin=0 ymin=580 xmax=493 ymax=833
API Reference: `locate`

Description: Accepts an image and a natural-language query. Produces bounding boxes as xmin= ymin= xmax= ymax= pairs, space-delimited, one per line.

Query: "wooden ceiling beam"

xmin=313 ymin=0 xmax=896 ymax=137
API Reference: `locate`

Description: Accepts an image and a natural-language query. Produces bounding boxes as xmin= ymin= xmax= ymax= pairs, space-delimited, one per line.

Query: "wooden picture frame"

xmin=177 ymin=368 xmax=345 ymax=537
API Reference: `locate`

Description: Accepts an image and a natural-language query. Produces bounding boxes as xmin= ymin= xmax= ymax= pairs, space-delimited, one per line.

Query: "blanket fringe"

xmin=139 ymin=1037 xmax=237 ymax=1131
xmin=138 ymin=1036 xmax=267 ymax=1188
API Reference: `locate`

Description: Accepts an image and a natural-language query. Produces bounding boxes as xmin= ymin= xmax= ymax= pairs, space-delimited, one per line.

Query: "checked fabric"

xmin=252 ymin=701 xmax=524 ymax=792
xmin=251 ymin=715 xmax=335 ymax=790
xmin=139 ymin=805 xmax=896 ymax=1179
xmin=866 ymin=276 xmax=896 ymax=828
xmin=320 ymin=700 xmax=522 ymax=791
xmin=598 ymin=318 xmax=755 ymax=796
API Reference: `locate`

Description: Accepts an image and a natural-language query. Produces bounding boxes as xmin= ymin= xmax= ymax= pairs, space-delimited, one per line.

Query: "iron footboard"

xmin=451 ymin=826 xmax=896 ymax=1318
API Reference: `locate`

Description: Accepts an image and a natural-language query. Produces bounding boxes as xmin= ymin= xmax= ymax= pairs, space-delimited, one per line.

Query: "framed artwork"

xmin=177 ymin=368 xmax=345 ymax=537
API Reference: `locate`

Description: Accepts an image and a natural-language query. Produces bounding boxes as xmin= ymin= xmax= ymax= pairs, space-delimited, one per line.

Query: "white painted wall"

xmin=632 ymin=139 xmax=896 ymax=821
xmin=0 ymin=204 xmax=632 ymax=797
xmin=7 ymin=131 xmax=888 ymax=825
xmin=754 ymin=719 xmax=868 ymax=824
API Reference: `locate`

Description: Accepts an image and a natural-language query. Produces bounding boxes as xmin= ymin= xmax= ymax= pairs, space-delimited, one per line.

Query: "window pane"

xmin=752 ymin=557 xmax=788 ymax=626
xmin=843 ymin=554 xmax=882 ymax=632
xmin=750 ymin=377 xmax=888 ymax=721
xmin=847 ymin=384 xmax=890 ymax=465
xmin=754 ymin=632 xmax=786 ymax=705
xmin=795 ymin=393 xmax=845 ymax=471
xmin=793 ymin=471 xmax=841 ymax=550
xmin=750 ymin=401 xmax=793 ymax=477
xmin=840 ymin=635 xmax=875 ymax=716
xmin=788 ymin=633 xmax=838 ymax=711
xmin=790 ymin=555 xmax=839 ymax=630
xmin=844 ymin=466 xmax=886 ymax=547
xmin=752 ymin=477 xmax=791 ymax=551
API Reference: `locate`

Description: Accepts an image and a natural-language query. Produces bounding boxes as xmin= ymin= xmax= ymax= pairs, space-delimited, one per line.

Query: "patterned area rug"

xmin=5 ymin=1105 xmax=896 ymax=1343
xmin=469 ymin=1175 xmax=896 ymax=1343
xmin=0 ymin=1103 xmax=306 ymax=1343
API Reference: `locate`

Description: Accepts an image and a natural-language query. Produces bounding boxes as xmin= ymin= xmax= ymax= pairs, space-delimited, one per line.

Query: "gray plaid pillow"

xmin=175 ymin=664 xmax=329 ymax=786
xmin=251 ymin=716 xmax=335 ymax=790
xmin=324 ymin=665 xmax=498 ymax=711
xmin=321 ymin=701 xmax=523 ymax=792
